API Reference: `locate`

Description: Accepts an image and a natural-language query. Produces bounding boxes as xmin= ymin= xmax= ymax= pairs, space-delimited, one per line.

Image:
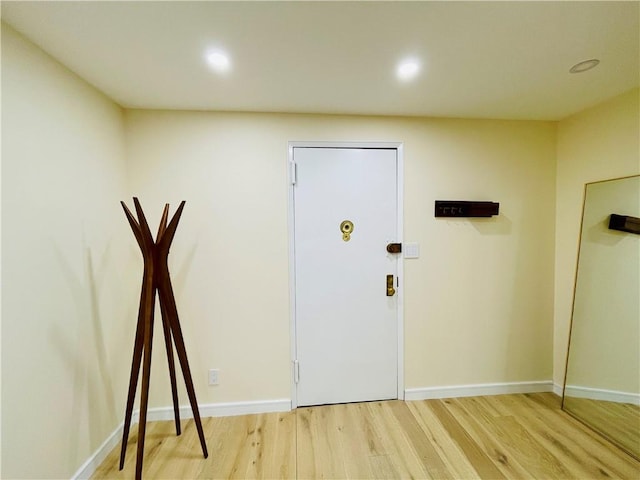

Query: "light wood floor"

xmin=563 ymin=396 xmax=640 ymax=460
xmin=92 ymin=393 xmax=640 ymax=479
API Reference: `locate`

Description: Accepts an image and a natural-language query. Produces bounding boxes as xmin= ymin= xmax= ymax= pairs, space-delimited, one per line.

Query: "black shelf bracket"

xmin=608 ymin=214 xmax=640 ymax=235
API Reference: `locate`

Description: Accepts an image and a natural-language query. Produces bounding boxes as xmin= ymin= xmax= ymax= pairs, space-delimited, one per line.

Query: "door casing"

xmin=287 ymin=141 xmax=404 ymax=408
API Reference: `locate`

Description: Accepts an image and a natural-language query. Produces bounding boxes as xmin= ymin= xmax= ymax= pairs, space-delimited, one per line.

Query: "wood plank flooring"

xmin=92 ymin=393 xmax=640 ymax=479
xmin=562 ymin=396 xmax=640 ymax=460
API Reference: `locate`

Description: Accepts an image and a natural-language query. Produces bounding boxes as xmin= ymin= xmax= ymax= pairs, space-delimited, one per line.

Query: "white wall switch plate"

xmin=208 ymin=369 xmax=219 ymax=385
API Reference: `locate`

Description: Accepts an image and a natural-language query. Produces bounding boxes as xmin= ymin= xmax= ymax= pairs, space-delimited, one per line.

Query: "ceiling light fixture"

xmin=205 ymin=49 xmax=231 ymax=74
xmin=569 ymin=59 xmax=600 ymax=74
xmin=396 ymin=58 xmax=421 ymax=82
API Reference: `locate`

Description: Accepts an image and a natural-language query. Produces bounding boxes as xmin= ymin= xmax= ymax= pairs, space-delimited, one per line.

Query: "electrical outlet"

xmin=208 ymin=369 xmax=219 ymax=386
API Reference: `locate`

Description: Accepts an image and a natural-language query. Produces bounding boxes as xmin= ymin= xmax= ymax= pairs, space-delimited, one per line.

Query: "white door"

xmin=293 ymin=146 xmax=399 ymax=407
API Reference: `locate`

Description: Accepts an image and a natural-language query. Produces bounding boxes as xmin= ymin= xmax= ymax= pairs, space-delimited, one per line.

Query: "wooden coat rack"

xmin=119 ymin=198 xmax=208 ymax=479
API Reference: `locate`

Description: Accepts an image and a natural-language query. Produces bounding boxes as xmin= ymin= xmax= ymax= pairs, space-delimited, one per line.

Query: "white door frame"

xmin=287 ymin=141 xmax=404 ymax=409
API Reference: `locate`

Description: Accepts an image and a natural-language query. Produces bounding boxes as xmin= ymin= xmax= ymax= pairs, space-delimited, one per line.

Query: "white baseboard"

xmin=146 ymin=398 xmax=292 ymax=421
xmin=405 ymin=380 xmax=554 ymax=401
xmin=71 ymin=422 xmax=124 ymax=480
xmin=71 ymin=398 xmax=291 ymax=480
xmin=564 ymin=385 xmax=640 ymax=406
xmin=553 ymin=383 xmax=564 ymax=396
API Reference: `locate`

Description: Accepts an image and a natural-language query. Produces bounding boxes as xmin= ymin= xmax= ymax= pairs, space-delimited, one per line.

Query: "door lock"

xmin=386 ymin=243 xmax=402 ymax=253
xmin=386 ymin=274 xmax=396 ymax=297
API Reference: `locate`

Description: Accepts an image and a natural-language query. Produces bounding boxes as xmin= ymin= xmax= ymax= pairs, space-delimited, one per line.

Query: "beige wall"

xmin=1 ymin=24 xmax=133 ymax=478
xmin=125 ymin=110 xmax=557 ymax=408
xmin=555 ymin=88 xmax=640 ymax=387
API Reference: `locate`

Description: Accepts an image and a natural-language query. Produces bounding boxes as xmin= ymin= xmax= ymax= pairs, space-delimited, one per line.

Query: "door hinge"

xmin=293 ymin=360 xmax=300 ymax=383
xmin=290 ymin=161 xmax=297 ymax=185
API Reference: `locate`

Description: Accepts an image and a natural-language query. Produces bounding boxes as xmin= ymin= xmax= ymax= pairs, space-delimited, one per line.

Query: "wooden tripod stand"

xmin=119 ymin=198 xmax=208 ymax=480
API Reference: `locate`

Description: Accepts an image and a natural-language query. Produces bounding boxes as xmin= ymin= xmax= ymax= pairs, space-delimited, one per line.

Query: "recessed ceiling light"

xmin=205 ymin=49 xmax=231 ymax=74
xmin=396 ymin=58 xmax=421 ymax=82
xmin=569 ymin=59 xmax=600 ymax=74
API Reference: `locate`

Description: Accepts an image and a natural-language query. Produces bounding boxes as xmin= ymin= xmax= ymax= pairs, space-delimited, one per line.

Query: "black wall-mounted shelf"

xmin=608 ymin=214 xmax=640 ymax=235
xmin=435 ymin=201 xmax=500 ymax=217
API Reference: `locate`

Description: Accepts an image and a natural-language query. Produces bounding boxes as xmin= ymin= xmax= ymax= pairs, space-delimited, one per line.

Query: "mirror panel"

xmin=563 ymin=175 xmax=640 ymax=460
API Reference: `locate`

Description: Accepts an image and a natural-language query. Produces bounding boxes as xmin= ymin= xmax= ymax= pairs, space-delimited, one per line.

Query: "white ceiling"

xmin=2 ymin=1 xmax=639 ymax=121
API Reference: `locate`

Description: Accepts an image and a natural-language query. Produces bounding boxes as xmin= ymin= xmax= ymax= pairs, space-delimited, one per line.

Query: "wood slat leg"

xmin=171 ymin=324 xmax=209 ymax=459
xmin=159 ymin=281 xmax=208 ymax=459
xmin=160 ymin=295 xmax=181 ymax=436
xmin=119 ymin=280 xmax=148 ymax=470
xmin=135 ymin=285 xmax=157 ymax=480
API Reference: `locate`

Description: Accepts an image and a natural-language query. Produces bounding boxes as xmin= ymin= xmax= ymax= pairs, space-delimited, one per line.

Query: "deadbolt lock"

xmin=340 ymin=220 xmax=354 ymax=242
xmin=386 ymin=274 xmax=396 ymax=297
xmin=386 ymin=243 xmax=402 ymax=254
